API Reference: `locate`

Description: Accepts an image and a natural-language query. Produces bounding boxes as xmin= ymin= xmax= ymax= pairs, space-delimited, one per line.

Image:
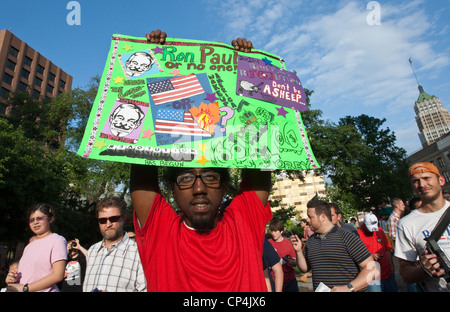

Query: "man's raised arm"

xmin=242 ymin=169 xmax=272 ymax=206
xmin=130 ymin=164 xmax=159 ymax=228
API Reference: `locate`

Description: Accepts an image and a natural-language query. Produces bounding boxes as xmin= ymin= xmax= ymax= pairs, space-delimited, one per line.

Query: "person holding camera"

xmin=395 ymin=162 xmax=450 ymax=292
xmin=60 ymin=239 xmax=87 ymax=292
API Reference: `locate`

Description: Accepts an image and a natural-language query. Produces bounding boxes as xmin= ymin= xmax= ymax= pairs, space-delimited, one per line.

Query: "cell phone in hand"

xmin=290 ymin=231 xmax=298 ymax=242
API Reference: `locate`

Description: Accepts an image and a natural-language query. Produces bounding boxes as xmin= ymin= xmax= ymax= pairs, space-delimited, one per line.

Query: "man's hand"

xmin=231 ymin=38 xmax=254 ymax=53
xmin=419 ymin=250 xmax=446 ymax=278
xmin=146 ymin=29 xmax=167 ymax=44
xmin=290 ymin=234 xmax=302 ymax=252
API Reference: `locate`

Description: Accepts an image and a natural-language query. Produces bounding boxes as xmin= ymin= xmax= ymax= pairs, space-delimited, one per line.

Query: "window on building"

xmin=6 ymin=59 xmax=16 ymax=71
xmin=3 ymin=73 xmax=13 ymax=85
xmin=59 ymin=80 xmax=66 ymax=89
xmin=21 ymin=68 xmax=30 ymax=80
xmin=23 ymin=56 xmax=32 ymax=67
xmin=34 ymin=76 xmax=42 ymax=87
xmin=46 ymin=84 xmax=54 ymax=94
xmin=9 ymin=46 xmax=19 ymax=58
xmin=18 ymin=81 xmax=28 ymax=92
xmin=48 ymin=72 xmax=55 ymax=82
xmin=0 ymin=87 xmax=10 ymax=99
xmin=36 ymin=65 xmax=44 ymax=75
xmin=32 ymin=88 xmax=40 ymax=98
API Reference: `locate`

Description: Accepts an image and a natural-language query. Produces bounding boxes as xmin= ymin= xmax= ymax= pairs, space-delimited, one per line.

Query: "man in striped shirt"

xmin=83 ymin=197 xmax=146 ymax=292
xmin=291 ymin=199 xmax=377 ymax=292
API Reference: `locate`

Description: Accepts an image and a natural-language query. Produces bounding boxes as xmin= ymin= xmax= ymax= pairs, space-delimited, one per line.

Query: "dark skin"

xmin=131 ymin=31 xmax=266 ymax=230
xmin=145 ymin=29 xmax=254 ymax=53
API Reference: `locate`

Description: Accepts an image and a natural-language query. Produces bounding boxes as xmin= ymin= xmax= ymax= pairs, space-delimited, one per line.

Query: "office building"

xmin=0 ymin=29 xmax=73 ymax=115
xmin=270 ymin=171 xmax=326 ymax=219
xmin=414 ymin=85 xmax=450 ymax=148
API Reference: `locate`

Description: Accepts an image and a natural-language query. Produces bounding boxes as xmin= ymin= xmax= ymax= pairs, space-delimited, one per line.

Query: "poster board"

xmin=77 ymin=34 xmax=319 ymax=170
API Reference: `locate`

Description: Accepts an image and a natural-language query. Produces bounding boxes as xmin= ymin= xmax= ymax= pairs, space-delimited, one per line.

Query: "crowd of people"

xmin=1 ymin=28 xmax=449 ymax=293
xmin=3 ymin=197 xmax=146 ymax=292
xmin=3 ymin=160 xmax=449 ymax=293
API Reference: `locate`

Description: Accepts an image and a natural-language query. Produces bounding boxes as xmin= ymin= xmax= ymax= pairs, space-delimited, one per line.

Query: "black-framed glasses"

xmin=176 ymin=172 xmax=221 ymax=189
xmin=98 ymin=215 xmax=122 ymax=224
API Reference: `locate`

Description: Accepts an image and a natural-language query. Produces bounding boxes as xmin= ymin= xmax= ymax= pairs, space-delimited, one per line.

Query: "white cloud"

xmin=213 ymin=0 xmax=450 ymax=154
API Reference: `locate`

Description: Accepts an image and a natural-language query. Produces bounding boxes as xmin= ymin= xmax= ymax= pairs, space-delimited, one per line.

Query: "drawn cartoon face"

xmin=109 ymin=103 xmax=144 ymax=137
xmin=125 ymin=52 xmax=154 ymax=77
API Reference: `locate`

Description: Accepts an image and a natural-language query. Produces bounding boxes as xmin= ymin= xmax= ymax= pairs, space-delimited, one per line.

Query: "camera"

xmin=71 ymin=241 xmax=77 ymax=248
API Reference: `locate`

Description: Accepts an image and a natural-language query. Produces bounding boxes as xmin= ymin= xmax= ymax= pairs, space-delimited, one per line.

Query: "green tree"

xmin=0 ymin=77 xmax=132 ymax=246
xmin=308 ymin=113 xmax=412 ymax=212
xmin=0 ymin=117 xmax=67 ymax=241
xmin=338 ymin=115 xmax=412 ymax=211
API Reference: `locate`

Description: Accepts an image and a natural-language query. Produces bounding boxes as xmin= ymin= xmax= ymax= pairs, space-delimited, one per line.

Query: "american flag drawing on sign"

xmin=155 ymin=109 xmax=212 ymax=137
xmin=148 ymin=74 xmax=204 ymax=105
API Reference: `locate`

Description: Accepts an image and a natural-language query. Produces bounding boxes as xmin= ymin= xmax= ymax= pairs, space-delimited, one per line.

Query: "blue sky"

xmin=1 ymin=0 xmax=449 ymax=155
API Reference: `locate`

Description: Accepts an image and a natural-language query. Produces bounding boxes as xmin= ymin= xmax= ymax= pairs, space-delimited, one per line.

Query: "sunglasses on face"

xmin=29 ymin=216 xmax=47 ymax=223
xmin=97 ymin=215 xmax=122 ymax=224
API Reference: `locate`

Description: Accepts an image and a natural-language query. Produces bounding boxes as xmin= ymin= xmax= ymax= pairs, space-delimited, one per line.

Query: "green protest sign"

xmin=77 ymin=34 xmax=319 ymax=170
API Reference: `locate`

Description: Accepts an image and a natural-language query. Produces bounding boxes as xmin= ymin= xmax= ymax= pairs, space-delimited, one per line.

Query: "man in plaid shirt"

xmin=387 ymin=198 xmax=405 ymax=243
xmin=83 ymin=197 xmax=146 ymax=292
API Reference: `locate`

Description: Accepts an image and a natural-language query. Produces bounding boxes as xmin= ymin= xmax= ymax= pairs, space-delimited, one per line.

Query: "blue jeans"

xmin=368 ymin=274 xmax=398 ymax=292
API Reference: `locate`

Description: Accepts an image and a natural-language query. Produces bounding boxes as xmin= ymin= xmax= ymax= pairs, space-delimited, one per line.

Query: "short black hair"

xmin=307 ymin=197 xmax=332 ymax=221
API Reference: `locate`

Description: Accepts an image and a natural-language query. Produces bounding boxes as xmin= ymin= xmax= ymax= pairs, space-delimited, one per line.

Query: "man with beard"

xmin=131 ymin=165 xmax=271 ymax=292
xmin=395 ymin=162 xmax=450 ymax=292
xmin=129 ymin=30 xmax=271 ymax=292
xmin=83 ymin=197 xmax=146 ymax=292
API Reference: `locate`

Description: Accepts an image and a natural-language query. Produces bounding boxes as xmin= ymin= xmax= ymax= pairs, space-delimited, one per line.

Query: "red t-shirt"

xmin=357 ymin=227 xmax=393 ymax=280
xmin=268 ymin=238 xmax=296 ymax=282
xmin=134 ymin=180 xmax=272 ymax=292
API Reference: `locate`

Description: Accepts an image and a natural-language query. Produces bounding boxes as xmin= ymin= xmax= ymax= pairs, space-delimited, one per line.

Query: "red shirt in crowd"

xmin=134 ymin=180 xmax=272 ymax=292
xmin=357 ymin=226 xmax=393 ymax=280
xmin=268 ymin=237 xmax=297 ymax=283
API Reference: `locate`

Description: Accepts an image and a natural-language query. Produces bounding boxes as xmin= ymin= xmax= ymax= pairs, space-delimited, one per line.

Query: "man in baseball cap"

xmin=395 ymin=162 xmax=450 ymax=292
xmin=408 ymin=162 xmax=440 ymax=177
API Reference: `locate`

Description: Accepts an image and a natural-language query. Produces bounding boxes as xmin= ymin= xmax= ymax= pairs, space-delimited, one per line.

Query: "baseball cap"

xmin=364 ymin=213 xmax=379 ymax=232
xmin=408 ymin=162 xmax=440 ymax=177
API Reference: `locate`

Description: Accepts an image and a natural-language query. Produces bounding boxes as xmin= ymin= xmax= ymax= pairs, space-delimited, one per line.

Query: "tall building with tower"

xmin=410 ymin=58 xmax=450 ymax=148
xmin=0 ymin=29 xmax=73 ymax=115
xmin=407 ymin=59 xmax=450 ymax=189
xmin=414 ymin=85 xmax=450 ymax=148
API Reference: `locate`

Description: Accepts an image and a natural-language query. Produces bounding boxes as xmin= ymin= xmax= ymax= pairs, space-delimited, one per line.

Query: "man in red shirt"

xmin=131 ymin=164 xmax=271 ymax=292
xmin=130 ymin=30 xmax=272 ymax=292
xmin=357 ymin=213 xmax=398 ymax=292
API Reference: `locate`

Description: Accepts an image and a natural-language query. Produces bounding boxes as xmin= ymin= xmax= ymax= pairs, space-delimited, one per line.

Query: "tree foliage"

xmin=306 ymin=110 xmax=413 ymax=212
xmin=0 ymin=80 xmax=413 ymax=247
xmin=0 ymin=78 xmax=130 ymax=246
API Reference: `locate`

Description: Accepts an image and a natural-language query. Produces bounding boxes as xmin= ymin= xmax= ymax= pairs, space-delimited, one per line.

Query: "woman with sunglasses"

xmin=5 ymin=203 xmax=67 ymax=292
